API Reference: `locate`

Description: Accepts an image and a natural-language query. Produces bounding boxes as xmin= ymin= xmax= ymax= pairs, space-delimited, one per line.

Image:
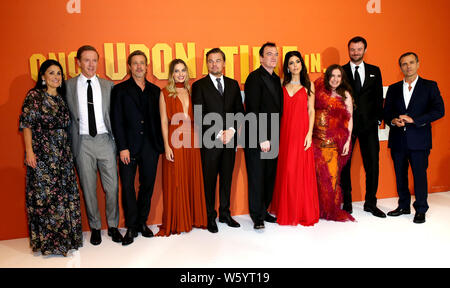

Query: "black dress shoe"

xmin=413 ymin=213 xmax=426 ymax=224
xmin=387 ymin=207 xmax=411 ymax=217
xmin=207 ymin=219 xmax=218 ymax=233
xmin=90 ymin=229 xmax=102 ymax=246
xmin=264 ymin=213 xmax=277 ymax=223
xmin=364 ymin=205 xmax=386 ymax=218
xmin=108 ymin=227 xmax=124 ymax=243
xmin=137 ymin=224 xmax=154 ymax=238
xmin=122 ymin=228 xmax=138 ymax=246
xmin=219 ymin=215 xmax=241 ymax=228
xmin=253 ymin=220 xmax=265 ymax=230
xmin=343 ymin=203 xmax=353 ymax=214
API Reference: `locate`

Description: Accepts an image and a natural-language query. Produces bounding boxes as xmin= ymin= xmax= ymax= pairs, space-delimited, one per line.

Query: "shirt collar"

xmin=350 ymin=61 xmax=365 ymax=70
xmin=209 ymin=73 xmax=224 ymax=83
xmin=79 ymin=73 xmax=98 ymax=84
xmin=403 ymin=75 xmax=419 ymax=87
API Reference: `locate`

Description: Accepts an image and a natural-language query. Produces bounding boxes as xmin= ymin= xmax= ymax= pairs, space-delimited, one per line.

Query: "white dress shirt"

xmin=77 ymin=74 xmax=108 ymax=135
xmin=209 ymin=73 xmax=225 ymax=92
xmin=350 ymin=61 xmax=365 ymax=87
xmin=208 ymin=73 xmax=235 ymax=138
xmin=403 ymin=75 xmax=419 ymax=109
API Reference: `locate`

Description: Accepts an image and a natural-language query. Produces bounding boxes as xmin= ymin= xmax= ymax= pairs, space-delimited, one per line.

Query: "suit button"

xmin=140 ymin=132 xmax=144 ymax=135
xmin=141 ymin=121 xmax=144 ymax=124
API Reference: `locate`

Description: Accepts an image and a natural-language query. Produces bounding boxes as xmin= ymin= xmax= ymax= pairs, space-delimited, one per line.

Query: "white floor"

xmin=1 ymin=192 xmax=449 ymax=268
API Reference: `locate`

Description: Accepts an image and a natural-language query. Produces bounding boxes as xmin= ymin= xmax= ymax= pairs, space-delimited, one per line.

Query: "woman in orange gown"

xmin=313 ymin=65 xmax=355 ymax=222
xmin=157 ymin=59 xmax=207 ymax=236
xmin=271 ymin=51 xmax=319 ymax=226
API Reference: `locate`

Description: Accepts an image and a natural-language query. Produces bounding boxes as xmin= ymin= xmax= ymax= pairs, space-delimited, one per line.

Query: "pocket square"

xmin=370 ymin=74 xmax=376 ymax=77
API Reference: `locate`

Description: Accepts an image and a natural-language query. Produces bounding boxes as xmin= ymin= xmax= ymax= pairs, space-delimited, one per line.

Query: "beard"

xmin=350 ymin=54 xmax=364 ymax=63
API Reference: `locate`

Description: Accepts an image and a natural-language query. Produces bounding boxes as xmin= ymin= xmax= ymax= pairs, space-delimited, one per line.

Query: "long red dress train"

xmin=156 ymin=87 xmax=208 ymax=236
xmin=271 ymin=87 xmax=320 ymax=226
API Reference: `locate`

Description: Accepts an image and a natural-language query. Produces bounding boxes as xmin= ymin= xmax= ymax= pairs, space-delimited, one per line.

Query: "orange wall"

xmin=1 ymin=0 xmax=449 ymax=240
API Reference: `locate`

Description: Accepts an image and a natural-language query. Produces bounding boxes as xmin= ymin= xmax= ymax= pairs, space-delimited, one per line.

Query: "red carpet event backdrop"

xmin=0 ymin=0 xmax=449 ymax=240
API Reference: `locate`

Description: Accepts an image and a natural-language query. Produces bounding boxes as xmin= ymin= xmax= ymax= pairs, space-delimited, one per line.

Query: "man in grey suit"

xmin=66 ymin=45 xmax=123 ymax=245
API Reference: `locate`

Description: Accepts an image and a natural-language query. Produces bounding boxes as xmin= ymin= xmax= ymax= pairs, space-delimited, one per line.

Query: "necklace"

xmin=290 ymin=80 xmax=301 ymax=85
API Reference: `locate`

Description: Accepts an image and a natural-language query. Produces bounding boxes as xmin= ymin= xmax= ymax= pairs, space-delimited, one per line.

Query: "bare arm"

xmin=304 ymin=83 xmax=315 ymax=150
xmin=342 ymin=91 xmax=353 ymax=155
xmin=159 ymin=91 xmax=174 ymax=162
xmin=23 ymin=128 xmax=36 ymax=168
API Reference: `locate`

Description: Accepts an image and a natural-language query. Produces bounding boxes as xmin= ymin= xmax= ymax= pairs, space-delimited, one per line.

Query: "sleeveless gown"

xmin=157 ymin=86 xmax=207 ymax=236
xmin=271 ymin=86 xmax=319 ymax=226
xmin=313 ymin=78 xmax=354 ymax=222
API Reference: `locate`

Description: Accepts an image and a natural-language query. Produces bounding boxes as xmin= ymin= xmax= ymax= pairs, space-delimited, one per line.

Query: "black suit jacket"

xmin=384 ymin=77 xmax=445 ymax=151
xmin=343 ymin=62 xmax=383 ymax=132
xmin=111 ymin=77 xmax=164 ymax=155
xmin=243 ymin=66 xmax=283 ymax=148
xmin=192 ymin=75 xmax=245 ymax=144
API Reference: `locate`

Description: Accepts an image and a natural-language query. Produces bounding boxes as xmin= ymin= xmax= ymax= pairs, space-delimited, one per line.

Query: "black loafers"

xmin=108 ymin=227 xmax=124 ymax=243
xmin=219 ymin=215 xmax=241 ymax=228
xmin=413 ymin=213 xmax=426 ymax=224
xmin=387 ymin=207 xmax=411 ymax=217
xmin=364 ymin=205 xmax=386 ymax=218
xmin=90 ymin=229 xmax=102 ymax=246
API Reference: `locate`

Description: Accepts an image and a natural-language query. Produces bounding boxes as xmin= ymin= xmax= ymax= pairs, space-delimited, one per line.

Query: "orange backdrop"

xmin=1 ymin=0 xmax=449 ymax=240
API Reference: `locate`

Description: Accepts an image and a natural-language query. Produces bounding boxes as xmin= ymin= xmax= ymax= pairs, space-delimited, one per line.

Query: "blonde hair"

xmin=167 ymin=59 xmax=190 ymax=97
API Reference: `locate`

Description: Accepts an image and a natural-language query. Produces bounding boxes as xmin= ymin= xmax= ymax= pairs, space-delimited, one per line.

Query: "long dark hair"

xmin=34 ymin=59 xmax=66 ymax=98
xmin=283 ymin=51 xmax=311 ymax=96
xmin=324 ymin=64 xmax=352 ymax=100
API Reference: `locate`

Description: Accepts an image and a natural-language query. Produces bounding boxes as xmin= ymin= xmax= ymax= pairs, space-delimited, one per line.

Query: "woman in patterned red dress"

xmin=313 ymin=65 xmax=355 ymax=222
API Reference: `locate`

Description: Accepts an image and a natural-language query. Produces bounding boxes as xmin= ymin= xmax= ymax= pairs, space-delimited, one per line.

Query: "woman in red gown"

xmin=157 ymin=59 xmax=208 ymax=236
xmin=271 ymin=51 xmax=319 ymax=226
xmin=313 ymin=65 xmax=354 ymax=222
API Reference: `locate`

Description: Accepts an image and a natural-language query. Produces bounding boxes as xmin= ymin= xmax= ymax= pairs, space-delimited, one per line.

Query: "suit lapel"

xmin=127 ymin=78 xmax=144 ymax=110
xmin=69 ymin=75 xmax=80 ymax=121
xmin=399 ymin=81 xmax=407 ymax=112
xmin=258 ymin=67 xmax=280 ymax=109
xmin=406 ymin=77 xmax=422 ymax=112
xmin=343 ymin=63 xmax=354 ymax=86
xmin=206 ymin=75 xmax=223 ymax=96
xmin=98 ymin=78 xmax=108 ymax=119
xmin=361 ymin=64 xmax=370 ymax=89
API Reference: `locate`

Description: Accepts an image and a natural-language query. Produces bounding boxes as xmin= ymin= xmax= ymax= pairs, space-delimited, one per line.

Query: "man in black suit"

xmin=384 ymin=52 xmax=444 ymax=223
xmin=244 ymin=42 xmax=283 ymax=229
xmin=192 ymin=48 xmax=245 ymax=233
xmin=111 ymin=50 xmax=164 ymax=245
xmin=341 ymin=36 xmax=386 ymax=217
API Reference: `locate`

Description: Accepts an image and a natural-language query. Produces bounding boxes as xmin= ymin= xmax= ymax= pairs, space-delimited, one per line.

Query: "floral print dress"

xmin=19 ymin=89 xmax=82 ymax=256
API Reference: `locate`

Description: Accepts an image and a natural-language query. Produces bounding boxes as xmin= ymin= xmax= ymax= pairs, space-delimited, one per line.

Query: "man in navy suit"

xmin=384 ymin=52 xmax=445 ymax=223
xmin=111 ymin=50 xmax=164 ymax=244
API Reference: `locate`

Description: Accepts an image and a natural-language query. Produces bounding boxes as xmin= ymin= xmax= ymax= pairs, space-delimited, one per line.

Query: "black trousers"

xmin=244 ymin=148 xmax=278 ymax=223
xmin=201 ymin=147 xmax=236 ymax=220
xmin=340 ymin=126 xmax=380 ymax=207
xmin=391 ymin=148 xmax=430 ymax=214
xmin=119 ymin=138 xmax=159 ymax=228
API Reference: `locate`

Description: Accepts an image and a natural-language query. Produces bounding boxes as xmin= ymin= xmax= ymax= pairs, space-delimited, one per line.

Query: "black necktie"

xmin=87 ymin=79 xmax=97 ymax=137
xmin=354 ymin=66 xmax=362 ymax=95
xmin=216 ymin=78 xmax=224 ymax=96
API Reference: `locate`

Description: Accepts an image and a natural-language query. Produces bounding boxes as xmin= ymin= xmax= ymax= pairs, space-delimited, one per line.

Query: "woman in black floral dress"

xmin=19 ymin=60 xmax=82 ymax=256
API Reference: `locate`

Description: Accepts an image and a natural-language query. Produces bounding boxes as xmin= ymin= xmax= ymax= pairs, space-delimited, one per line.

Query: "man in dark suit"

xmin=111 ymin=50 xmax=164 ymax=245
xmin=384 ymin=52 xmax=444 ymax=223
xmin=244 ymin=42 xmax=283 ymax=229
xmin=341 ymin=36 xmax=386 ymax=217
xmin=192 ymin=48 xmax=245 ymax=233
